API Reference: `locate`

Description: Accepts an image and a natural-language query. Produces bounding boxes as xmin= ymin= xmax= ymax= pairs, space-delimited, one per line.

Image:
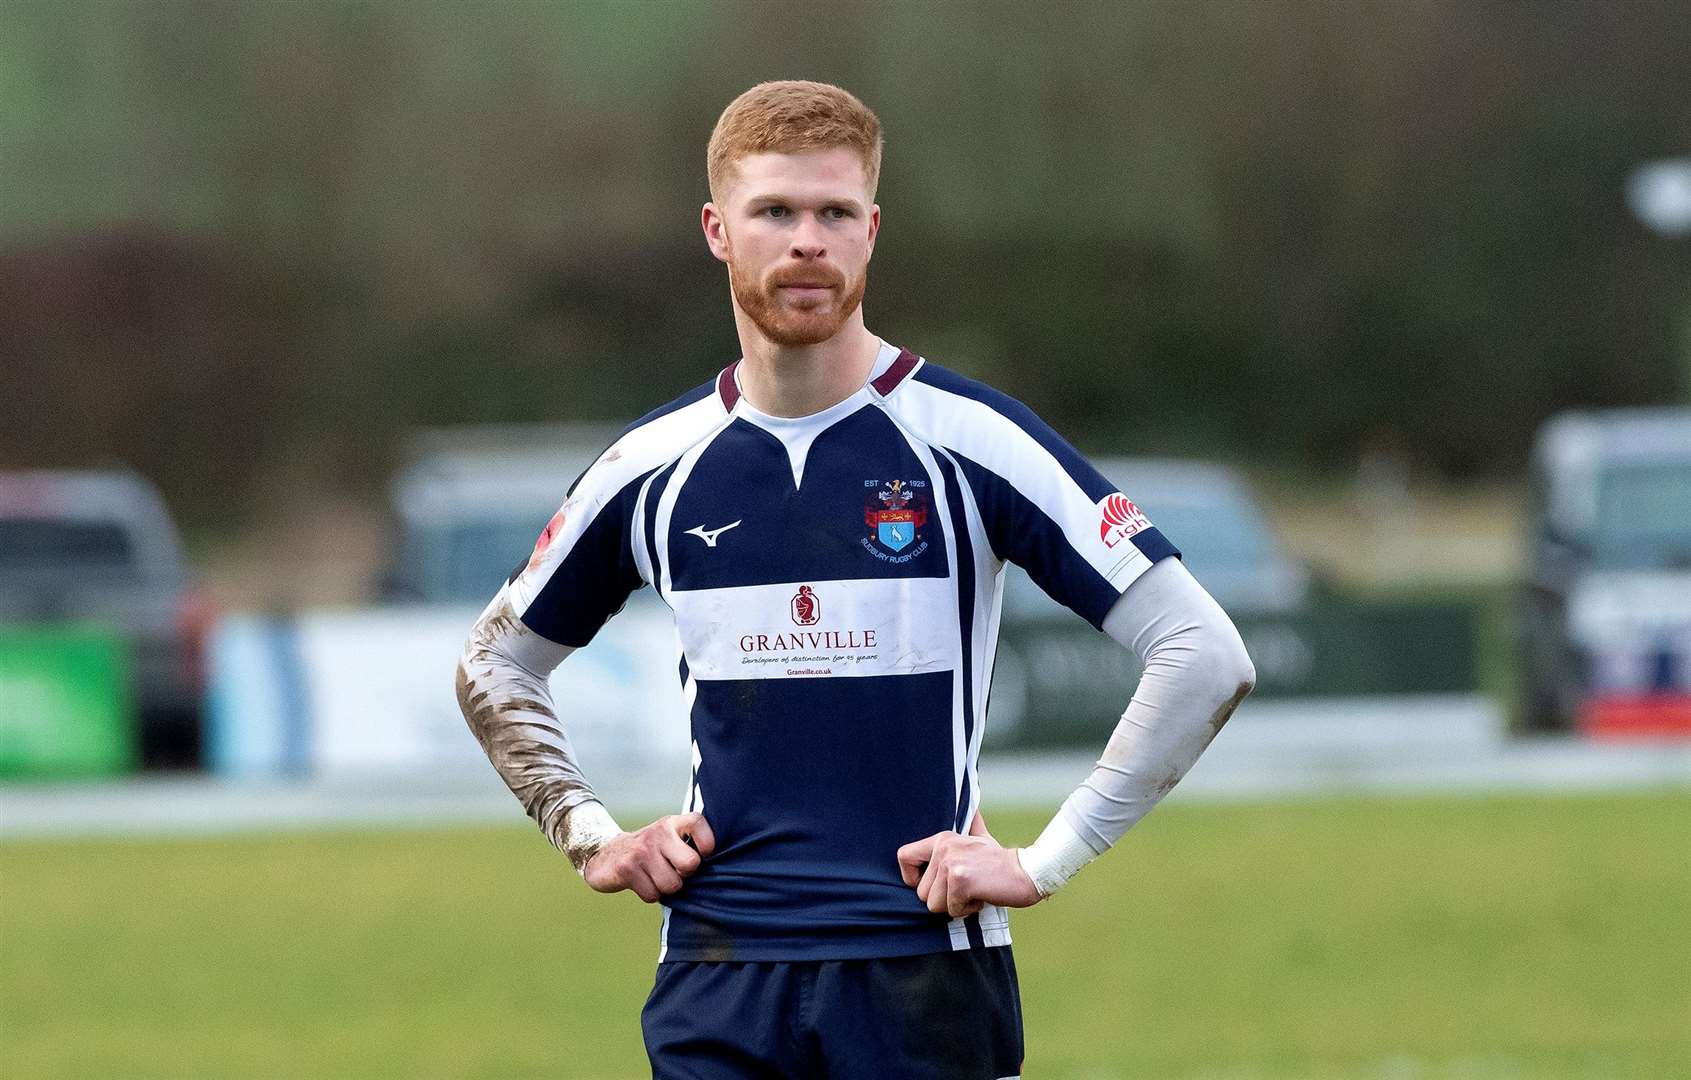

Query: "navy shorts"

xmin=641 ymin=946 xmax=1023 ymax=1079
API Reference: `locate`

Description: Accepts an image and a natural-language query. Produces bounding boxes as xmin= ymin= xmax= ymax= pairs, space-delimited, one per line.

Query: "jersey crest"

xmin=862 ymin=478 xmax=931 ymax=561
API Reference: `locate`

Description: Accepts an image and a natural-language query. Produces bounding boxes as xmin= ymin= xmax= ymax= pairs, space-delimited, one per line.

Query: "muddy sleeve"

xmin=455 ymin=582 xmax=622 ymax=873
xmin=1016 ymin=556 xmax=1256 ymax=895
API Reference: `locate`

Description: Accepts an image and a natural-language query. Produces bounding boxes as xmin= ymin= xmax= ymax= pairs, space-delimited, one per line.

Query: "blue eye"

xmin=765 ymin=206 xmax=789 ymax=218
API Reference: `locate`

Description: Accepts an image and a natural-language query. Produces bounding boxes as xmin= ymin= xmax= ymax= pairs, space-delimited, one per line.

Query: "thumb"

xmin=896 ymin=834 xmax=939 ymax=887
xmin=676 ymin=812 xmax=716 ymax=857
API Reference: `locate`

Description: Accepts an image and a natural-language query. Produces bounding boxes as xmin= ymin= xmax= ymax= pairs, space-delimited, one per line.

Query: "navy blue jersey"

xmin=506 ymin=342 xmax=1179 ymax=961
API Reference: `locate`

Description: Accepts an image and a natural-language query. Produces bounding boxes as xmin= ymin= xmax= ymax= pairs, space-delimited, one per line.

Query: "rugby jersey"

xmin=507 ymin=340 xmax=1179 ymax=962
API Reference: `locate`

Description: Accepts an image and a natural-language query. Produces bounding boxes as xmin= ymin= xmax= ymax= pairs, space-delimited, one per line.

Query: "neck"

xmin=733 ymin=310 xmax=882 ymax=418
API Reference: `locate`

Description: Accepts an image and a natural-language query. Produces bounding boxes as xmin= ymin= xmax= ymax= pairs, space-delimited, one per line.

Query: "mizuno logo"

xmin=684 ymin=520 xmax=742 ymax=547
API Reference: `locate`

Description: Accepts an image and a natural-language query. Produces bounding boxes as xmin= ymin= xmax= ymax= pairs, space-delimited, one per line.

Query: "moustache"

xmin=768 ymin=268 xmax=845 ymax=290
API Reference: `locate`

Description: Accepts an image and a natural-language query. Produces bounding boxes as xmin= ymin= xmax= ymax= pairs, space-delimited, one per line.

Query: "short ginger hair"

xmin=706 ymin=80 xmax=884 ymax=204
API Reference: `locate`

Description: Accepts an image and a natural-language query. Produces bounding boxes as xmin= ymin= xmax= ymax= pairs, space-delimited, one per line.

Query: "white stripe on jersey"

xmin=686 ymin=735 xmax=703 ymax=814
xmin=877 ymin=402 xmax=1006 ymax=835
xmin=947 ymin=917 xmax=970 ymax=950
xmin=630 ymin=467 xmax=663 ymax=587
xmin=649 ymin=415 xmax=736 ymax=602
xmin=978 ymin=903 xmax=1012 ymax=946
xmin=935 ymin=441 xmax=1005 ymax=832
xmin=893 ymin=378 xmax=1157 ymax=593
xmin=512 ymin=390 xmax=726 ymax=613
xmin=885 ymin=421 xmax=973 ymax=825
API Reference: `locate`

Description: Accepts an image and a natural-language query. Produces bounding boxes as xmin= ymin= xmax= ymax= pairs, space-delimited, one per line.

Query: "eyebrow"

xmin=744 ymin=193 xmax=865 ymax=211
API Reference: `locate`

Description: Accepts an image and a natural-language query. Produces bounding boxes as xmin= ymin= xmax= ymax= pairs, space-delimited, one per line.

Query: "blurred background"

xmin=3 ymin=3 xmax=1689 ymax=1078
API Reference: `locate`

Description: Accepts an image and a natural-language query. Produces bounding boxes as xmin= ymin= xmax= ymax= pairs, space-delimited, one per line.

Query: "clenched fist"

xmin=896 ymin=813 xmax=1042 ymax=918
xmin=583 ymin=813 xmax=715 ymax=903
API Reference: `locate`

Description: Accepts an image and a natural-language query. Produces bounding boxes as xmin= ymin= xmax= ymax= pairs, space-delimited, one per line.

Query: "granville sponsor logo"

xmin=738 ymin=628 xmax=878 ymax=653
xmin=736 ymin=585 xmax=880 ymax=670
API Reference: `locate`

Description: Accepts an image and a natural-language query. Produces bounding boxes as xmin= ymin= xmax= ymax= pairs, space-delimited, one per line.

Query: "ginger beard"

xmin=725 ymin=233 xmax=868 ymax=348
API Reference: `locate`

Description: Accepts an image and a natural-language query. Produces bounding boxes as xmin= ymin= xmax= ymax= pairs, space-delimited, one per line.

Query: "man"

xmin=456 ymin=80 xmax=1255 ymax=1079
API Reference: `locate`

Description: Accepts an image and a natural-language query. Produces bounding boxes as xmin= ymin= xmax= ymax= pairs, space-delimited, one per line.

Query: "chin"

xmin=755 ymin=307 xmax=849 ymax=347
xmin=764 ymin=322 xmax=840 ymax=348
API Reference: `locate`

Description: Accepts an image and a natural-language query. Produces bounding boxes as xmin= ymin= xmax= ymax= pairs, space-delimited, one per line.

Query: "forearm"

xmin=1018 ymin=558 xmax=1256 ymax=896
xmin=455 ymin=584 xmax=621 ymax=871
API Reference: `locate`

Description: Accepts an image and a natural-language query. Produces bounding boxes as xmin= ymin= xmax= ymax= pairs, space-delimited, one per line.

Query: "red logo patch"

xmin=791 ymin=585 xmax=820 ymax=626
xmin=1098 ymin=493 xmax=1151 ymax=548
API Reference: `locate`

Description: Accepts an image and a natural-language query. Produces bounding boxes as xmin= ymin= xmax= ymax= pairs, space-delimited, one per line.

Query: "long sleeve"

xmin=1017 ymin=556 xmax=1255 ymax=894
xmin=455 ymin=582 xmax=621 ymax=872
xmin=454 ymin=415 xmax=679 ymax=871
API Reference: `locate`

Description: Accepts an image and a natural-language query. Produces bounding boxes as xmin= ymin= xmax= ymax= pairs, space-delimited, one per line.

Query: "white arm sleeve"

xmin=454 ymin=583 xmax=622 ymax=873
xmin=1016 ymin=556 xmax=1256 ymax=896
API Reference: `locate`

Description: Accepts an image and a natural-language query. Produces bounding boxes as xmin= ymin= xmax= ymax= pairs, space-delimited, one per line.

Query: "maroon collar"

xmin=870 ymin=348 xmax=920 ymax=396
xmin=716 ymin=361 xmax=742 ymax=410
xmin=716 ymin=348 xmax=920 ymax=412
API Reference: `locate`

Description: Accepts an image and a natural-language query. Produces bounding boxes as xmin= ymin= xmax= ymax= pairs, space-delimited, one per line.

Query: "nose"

xmin=789 ymin=213 xmax=827 ymax=260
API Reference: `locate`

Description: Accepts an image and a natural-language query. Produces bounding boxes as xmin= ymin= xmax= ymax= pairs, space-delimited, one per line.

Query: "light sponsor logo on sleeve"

xmin=1097 ymin=492 xmax=1152 ymax=548
xmin=527 ymin=506 xmax=567 ymax=571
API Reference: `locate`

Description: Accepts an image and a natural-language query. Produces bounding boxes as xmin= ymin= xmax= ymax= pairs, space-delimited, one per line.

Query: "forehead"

xmin=723 ymin=147 xmax=871 ymax=204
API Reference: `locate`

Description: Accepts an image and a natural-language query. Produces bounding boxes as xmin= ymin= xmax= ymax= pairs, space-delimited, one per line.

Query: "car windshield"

xmin=427 ymin=521 xmax=542 ymax=602
xmin=1003 ymin=482 xmax=1281 ymax=616
xmin=0 ymin=520 xmax=137 ymax=576
xmin=1136 ymin=498 xmax=1274 ymax=574
xmin=1594 ymin=461 xmax=1691 ymax=569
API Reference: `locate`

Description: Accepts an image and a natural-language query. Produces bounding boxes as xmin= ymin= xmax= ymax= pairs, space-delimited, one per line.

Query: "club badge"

xmin=862 ymin=478 xmax=931 ymax=563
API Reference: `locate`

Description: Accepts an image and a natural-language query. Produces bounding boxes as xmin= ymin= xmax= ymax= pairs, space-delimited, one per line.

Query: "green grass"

xmin=4 ymin=792 xmax=1689 ymax=1079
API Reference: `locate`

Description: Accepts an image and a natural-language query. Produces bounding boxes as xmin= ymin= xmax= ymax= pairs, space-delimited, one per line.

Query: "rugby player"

xmin=456 ymin=80 xmax=1255 ymax=1079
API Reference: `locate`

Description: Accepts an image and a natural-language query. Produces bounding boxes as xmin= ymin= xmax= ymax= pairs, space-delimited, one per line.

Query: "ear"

xmin=865 ymin=203 xmax=881 ymax=260
xmin=702 ymin=203 xmax=730 ymax=264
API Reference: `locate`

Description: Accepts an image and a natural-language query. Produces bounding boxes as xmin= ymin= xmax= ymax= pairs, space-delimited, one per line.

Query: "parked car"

xmin=383 ymin=423 xmax=636 ymax=606
xmin=204 ymin=425 xmax=677 ymax=779
xmin=989 ymin=457 xmax=1318 ymax=747
xmin=0 ymin=469 xmax=212 ymax=766
xmin=1520 ymin=407 xmax=1691 ymax=733
xmin=1003 ymin=457 xmax=1310 ymax=621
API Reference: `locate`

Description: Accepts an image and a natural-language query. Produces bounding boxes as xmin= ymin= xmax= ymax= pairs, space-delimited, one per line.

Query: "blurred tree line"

xmin=2 ymin=0 xmax=1687 ymax=526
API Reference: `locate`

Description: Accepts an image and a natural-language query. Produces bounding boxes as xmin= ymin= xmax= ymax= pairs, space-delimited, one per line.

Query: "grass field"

xmin=3 ymin=791 xmax=1689 ymax=1079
